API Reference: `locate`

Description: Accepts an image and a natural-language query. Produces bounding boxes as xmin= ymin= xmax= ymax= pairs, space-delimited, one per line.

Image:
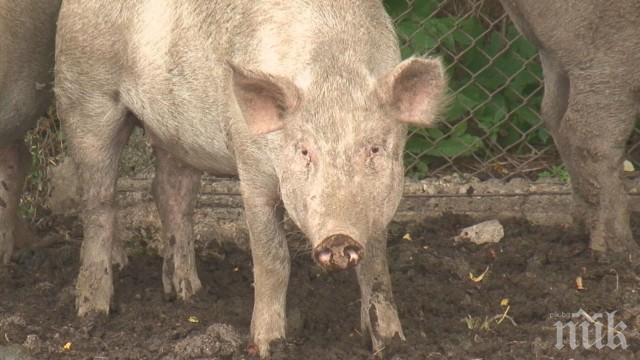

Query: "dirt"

xmin=2 ymin=214 xmax=640 ymax=359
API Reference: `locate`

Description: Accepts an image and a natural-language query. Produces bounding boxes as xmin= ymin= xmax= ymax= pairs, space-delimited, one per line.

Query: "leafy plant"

xmin=537 ymin=165 xmax=570 ymax=183
xmin=385 ymin=0 xmax=548 ymax=178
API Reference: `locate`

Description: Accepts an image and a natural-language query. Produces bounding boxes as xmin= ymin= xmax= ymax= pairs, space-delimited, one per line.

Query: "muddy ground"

xmin=1 ymin=214 xmax=640 ymax=359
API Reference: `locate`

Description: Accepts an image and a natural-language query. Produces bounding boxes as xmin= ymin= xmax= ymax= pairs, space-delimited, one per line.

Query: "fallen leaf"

xmin=469 ymin=266 xmax=490 ymax=282
xmin=497 ymin=305 xmax=511 ymax=324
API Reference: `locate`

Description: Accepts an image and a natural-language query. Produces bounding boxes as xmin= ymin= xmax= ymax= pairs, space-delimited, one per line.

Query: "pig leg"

xmin=553 ymin=72 xmax=638 ymax=256
xmin=356 ymin=232 xmax=404 ymax=352
xmin=536 ymin=52 xmax=595 ymax=228
xmin=60 ymin=102 xmax=133 ymax=316
xmin=243 ymin=191 xmax=289 ymax=357
xmin=110 ymin=234 xmax=129 ymax=269
xmin=151 ymin=146 xmax=202 ymax=301
xmin=538 ymin=52 xmax=593 ymax=231
xmin=0 ymin=141 xmax=29 ymax=265
xmin=538 ymin=51 xmax=570 ymax=134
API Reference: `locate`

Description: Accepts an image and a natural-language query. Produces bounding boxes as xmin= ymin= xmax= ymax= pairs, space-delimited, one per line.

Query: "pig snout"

xmin=313 ymin=234 xmax=364 ymax=270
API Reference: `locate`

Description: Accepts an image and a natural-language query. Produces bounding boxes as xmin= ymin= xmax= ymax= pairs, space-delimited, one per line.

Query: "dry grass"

xmin=20 ymin=106 xmax=66 ymax=220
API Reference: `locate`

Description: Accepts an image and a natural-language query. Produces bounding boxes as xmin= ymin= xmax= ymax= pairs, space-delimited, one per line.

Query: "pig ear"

xmin=377 ymin=57 xmax=448 ymax=127
xmin=229 ymin=63 xmax=302 ymax=135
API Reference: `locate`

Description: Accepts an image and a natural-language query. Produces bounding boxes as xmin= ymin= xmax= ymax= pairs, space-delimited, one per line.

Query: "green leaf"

xmin=458 ymin=17 xmax=485 ymax=40
xmin=494 ymin=50 xmax=522 ymax=77
xmin=511 ymin=32 xmax=539 ymax=58
xmin=475 ymin=67 xmax=506 ymax=92
xmin=406 ymin=159 xmax=430 ymax=179
xmin=430 ymin=18 xmax=457 ymax=51
xmin=514 ymin=107 xmax=541 ymax=127
xmin=425 ymin=134 xmax=482 ymax=158
xmin=536 ymin=128 xmax=551 ymax=144
xmin=413 ymin=0 xmax=439 ymax=18
xmin=426 ymin=127 xmax=446 ymax=140
xmin=476 ymin=107 xmax=505 ymax=142
xmin=397 ymin=20 xmax=418 ymax=41
xmin=450 ymin=120 xmax=468 ymax=138
xmin=447 ymin=95 xmax=468 ymax=120
xmin=400 ymin=47 xmax=414 ymax=59
xmin=384 ymin=0 xmax=410 ymax=18
xmin=460 ymin=47 xmax=490 ymax=73
xmin=405 ymin=135 xmax=432 ymax=154
xmin=458 ymin=85 xmax=488 ymax=111
xmin=499 ymin=124 xmax=523 ymax=147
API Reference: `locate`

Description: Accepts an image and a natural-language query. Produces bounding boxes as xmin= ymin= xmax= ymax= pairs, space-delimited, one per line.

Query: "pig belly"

xmin=137 ymin=114 xmax=238 ymax=177
xmin=153 ymin=135 xmax=238 ymax=177
xmin=121 ymin=84 xmax=239 ymax=176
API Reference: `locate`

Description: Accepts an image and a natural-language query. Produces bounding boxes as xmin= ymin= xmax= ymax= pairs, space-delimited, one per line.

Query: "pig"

xmin=54 ymin=0 xmax=447 ymax=356
xmin=499 ymin=0 xmax=640 ymax=257
xmin=0 ymin=0 xmax=61 ymax=265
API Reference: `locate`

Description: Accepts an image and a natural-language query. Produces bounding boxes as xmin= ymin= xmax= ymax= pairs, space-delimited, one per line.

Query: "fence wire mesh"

xmin=388 ymin=0 xmax=640 ymax=180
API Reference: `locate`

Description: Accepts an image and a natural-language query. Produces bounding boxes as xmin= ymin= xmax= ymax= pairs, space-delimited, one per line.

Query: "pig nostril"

xmin=344 ymin=247 xmax=360 ymax=265
xmin=317 ymin=249 xmax=332 ymax=265
xmin=315 ymin=235 xmax=364 ymax=270
xmin=346 ymin=250 xmax=358 ymax=264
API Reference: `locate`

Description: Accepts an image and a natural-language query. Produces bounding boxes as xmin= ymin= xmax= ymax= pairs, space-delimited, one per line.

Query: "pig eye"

xmin=368 ymin=145 xmax=383 ymax=156
xmin=298 ymin=146 xmax=312 ymax=165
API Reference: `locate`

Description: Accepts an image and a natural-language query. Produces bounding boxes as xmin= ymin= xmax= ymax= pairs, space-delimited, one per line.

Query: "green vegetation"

xmin=384 ymin=0 xmax=549 ymax=178
xmin=537 ymin=165 xmax=570 ymax=183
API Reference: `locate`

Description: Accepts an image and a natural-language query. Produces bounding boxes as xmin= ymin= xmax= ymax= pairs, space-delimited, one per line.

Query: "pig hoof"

xmin=247 ymin=338 xmax=280 ymax=359
xmin=76 ymin=293 xmax=112 ymax=317
xmin=75 ymin=261 xmax=114 ymax=316
xmin=0 ymin=231 xmax=15 ymax=265
xmin=111 ymin=243 xmax=128 ymax=269
xmin=313 ymin=234 xmax=364 ymax=271
xmin=163 ymin=259 xmax=202 ymax=301
xmin=247 ymin=340 xmax=270 ymax=358
xmin=175 ymin=274 xmax=202 ymax=300
xmin=246 ymin=343 xmax=260 ymax=357
xmin=250 ymin=323 xmax=286 ymax=358
xmin=0 ymin=239 xmax=13 ymax=265
xmin=363 ymin=295 xmax=405 ymax=353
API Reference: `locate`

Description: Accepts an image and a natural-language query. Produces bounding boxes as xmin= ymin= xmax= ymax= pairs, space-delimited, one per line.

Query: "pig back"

xmin=55 ymin=0 xmax=401 ymax=174
xmin=500 ymin=0 xmax=640 ymax=79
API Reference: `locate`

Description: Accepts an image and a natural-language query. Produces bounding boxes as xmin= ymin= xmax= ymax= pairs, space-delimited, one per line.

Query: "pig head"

xmin=231 ymin=58 xmax=447 ymax=270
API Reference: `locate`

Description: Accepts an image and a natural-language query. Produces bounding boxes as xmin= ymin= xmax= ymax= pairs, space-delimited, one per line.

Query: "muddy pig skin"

xmin=0 ymin=0 xmax=61 ymax=265
xmin=499 ymin=0 xmax=640 ymax=257
xmin=54 ymin=0 xmax=448 ymax=356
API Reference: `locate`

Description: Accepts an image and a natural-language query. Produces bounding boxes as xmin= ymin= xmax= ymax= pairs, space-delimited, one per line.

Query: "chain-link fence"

xmin=389 ymin=0 xmax=640 ymax=181
xmin=22 ymin=0 xmax=640 ymax=217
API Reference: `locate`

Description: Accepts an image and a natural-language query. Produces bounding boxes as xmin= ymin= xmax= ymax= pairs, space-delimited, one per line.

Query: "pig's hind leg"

xmin=151 ymin=146 xmax=202 ymax=301
xmin=553 ymin=72 xmax=638 ymax=257
xmin=58 ymin=100 xmax=134 ymax=316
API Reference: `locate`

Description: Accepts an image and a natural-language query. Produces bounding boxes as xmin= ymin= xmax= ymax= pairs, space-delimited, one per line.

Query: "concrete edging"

xmin=52 ymin=156 xmax=632 ymax=250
